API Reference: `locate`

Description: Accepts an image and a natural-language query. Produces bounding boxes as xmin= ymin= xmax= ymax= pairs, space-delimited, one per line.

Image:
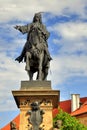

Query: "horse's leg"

xmin=38 ymin=52 xmax=44 ymax=80
xmin=27 ymin=70 xmax=33 ymax=80
xmin=41 ymin=71 xmax=44 ymax=80
xmin=42 ymin=68 xmax=48 ymax=80
xmin=43 ymin=61 xmax=50 ymax=80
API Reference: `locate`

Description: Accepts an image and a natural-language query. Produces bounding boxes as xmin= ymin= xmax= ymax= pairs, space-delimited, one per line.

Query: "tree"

xmin=53 ymin=109 xmax=87 ymax=130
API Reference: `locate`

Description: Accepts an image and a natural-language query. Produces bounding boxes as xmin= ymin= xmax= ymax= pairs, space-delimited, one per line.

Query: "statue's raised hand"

xmin=14 ymin=25 xmax=20 ymax=30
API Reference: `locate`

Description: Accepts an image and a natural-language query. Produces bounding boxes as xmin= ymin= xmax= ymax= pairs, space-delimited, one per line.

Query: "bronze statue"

xmin=14 ymin=13 xmax=52 ymax=80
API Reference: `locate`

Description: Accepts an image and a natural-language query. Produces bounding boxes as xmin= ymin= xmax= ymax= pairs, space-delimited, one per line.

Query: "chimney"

xmin=71 ymin=94 xmax=80 ymax=112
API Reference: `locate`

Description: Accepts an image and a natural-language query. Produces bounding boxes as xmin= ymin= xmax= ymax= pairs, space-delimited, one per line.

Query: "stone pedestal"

xmin=12 ymin=81 xmax=60 ymax=130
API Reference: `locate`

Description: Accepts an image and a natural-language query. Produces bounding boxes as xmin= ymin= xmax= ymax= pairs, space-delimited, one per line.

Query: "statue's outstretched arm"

xmin=14 ymin=25 xmax=29 ymax=34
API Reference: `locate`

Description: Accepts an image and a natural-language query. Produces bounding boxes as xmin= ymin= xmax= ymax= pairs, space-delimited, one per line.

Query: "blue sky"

xmin=0 ymin=0 xmax=87 ymax=128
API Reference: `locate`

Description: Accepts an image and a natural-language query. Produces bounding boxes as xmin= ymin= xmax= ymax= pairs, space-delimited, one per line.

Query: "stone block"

xmin=21 ymin=81 xmax=52 ymax=90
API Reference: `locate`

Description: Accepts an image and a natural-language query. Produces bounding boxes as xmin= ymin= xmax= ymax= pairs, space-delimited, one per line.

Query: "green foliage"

xmin=53 ymin=109 xmax=87 ymax=130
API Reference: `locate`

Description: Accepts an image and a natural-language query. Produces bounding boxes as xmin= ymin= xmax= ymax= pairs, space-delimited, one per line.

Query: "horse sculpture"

xmin=25 ymin=44 xmax=50 ymax=80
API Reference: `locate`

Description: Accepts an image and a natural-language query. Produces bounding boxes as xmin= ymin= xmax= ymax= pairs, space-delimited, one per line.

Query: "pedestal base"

xmin=12 ymin=81 xmax=60 ymax=130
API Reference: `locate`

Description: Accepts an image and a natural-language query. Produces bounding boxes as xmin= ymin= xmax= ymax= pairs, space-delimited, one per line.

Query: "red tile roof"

xmin=59 ymin=99 xmax=71 ymax=113
xmin=52 ymin=99 xmax=71 ymax=118
xmin=53 ymin=97 xmax=87 ymax=117
xmin=71 ymin=101 xmax=87 ymax=116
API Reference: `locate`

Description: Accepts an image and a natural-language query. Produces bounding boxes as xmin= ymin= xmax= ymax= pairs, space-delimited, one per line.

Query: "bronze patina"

xmin=14 ymin=13 xmax=52 ymax=80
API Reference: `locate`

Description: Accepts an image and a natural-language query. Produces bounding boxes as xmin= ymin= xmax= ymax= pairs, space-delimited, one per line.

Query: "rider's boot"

xmin=48 ymin=55 xmax=52 ymax=61
xmin=46 ymin=53 xmax=52 ymax=61
xmin=45 ymin=48 xmax=52 ymax=61
xmin=25 ymin=52 xmax=31 ymax=71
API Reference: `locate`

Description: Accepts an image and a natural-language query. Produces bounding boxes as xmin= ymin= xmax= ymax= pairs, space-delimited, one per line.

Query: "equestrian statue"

xmin=14 ymin=12 xmax=52 ymax=80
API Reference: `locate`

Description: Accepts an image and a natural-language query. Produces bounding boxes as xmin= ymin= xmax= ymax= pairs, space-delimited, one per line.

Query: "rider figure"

xmin=14 ymin=12 xmax=52 ymax=63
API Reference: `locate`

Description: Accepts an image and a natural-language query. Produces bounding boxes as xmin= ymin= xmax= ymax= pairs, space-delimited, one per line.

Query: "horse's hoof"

xmin=38 ymin=78 xmax=42 ymax=81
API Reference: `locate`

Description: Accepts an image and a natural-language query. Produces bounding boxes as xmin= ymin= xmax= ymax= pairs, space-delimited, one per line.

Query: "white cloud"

xmin=49 ymin=22 xmax=87 ymax=55
xmin=0 ymin=97 xmax=18 ymax=111
xmin=0 ymin=0 xmax=87 ymax=23
xmin=50 ymin=22 xmax=87 ymax=40
xmin=0 ymin=52 xmax=29 ymax=111
xmin=50 ymin=54 xmax=87 ymax=88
